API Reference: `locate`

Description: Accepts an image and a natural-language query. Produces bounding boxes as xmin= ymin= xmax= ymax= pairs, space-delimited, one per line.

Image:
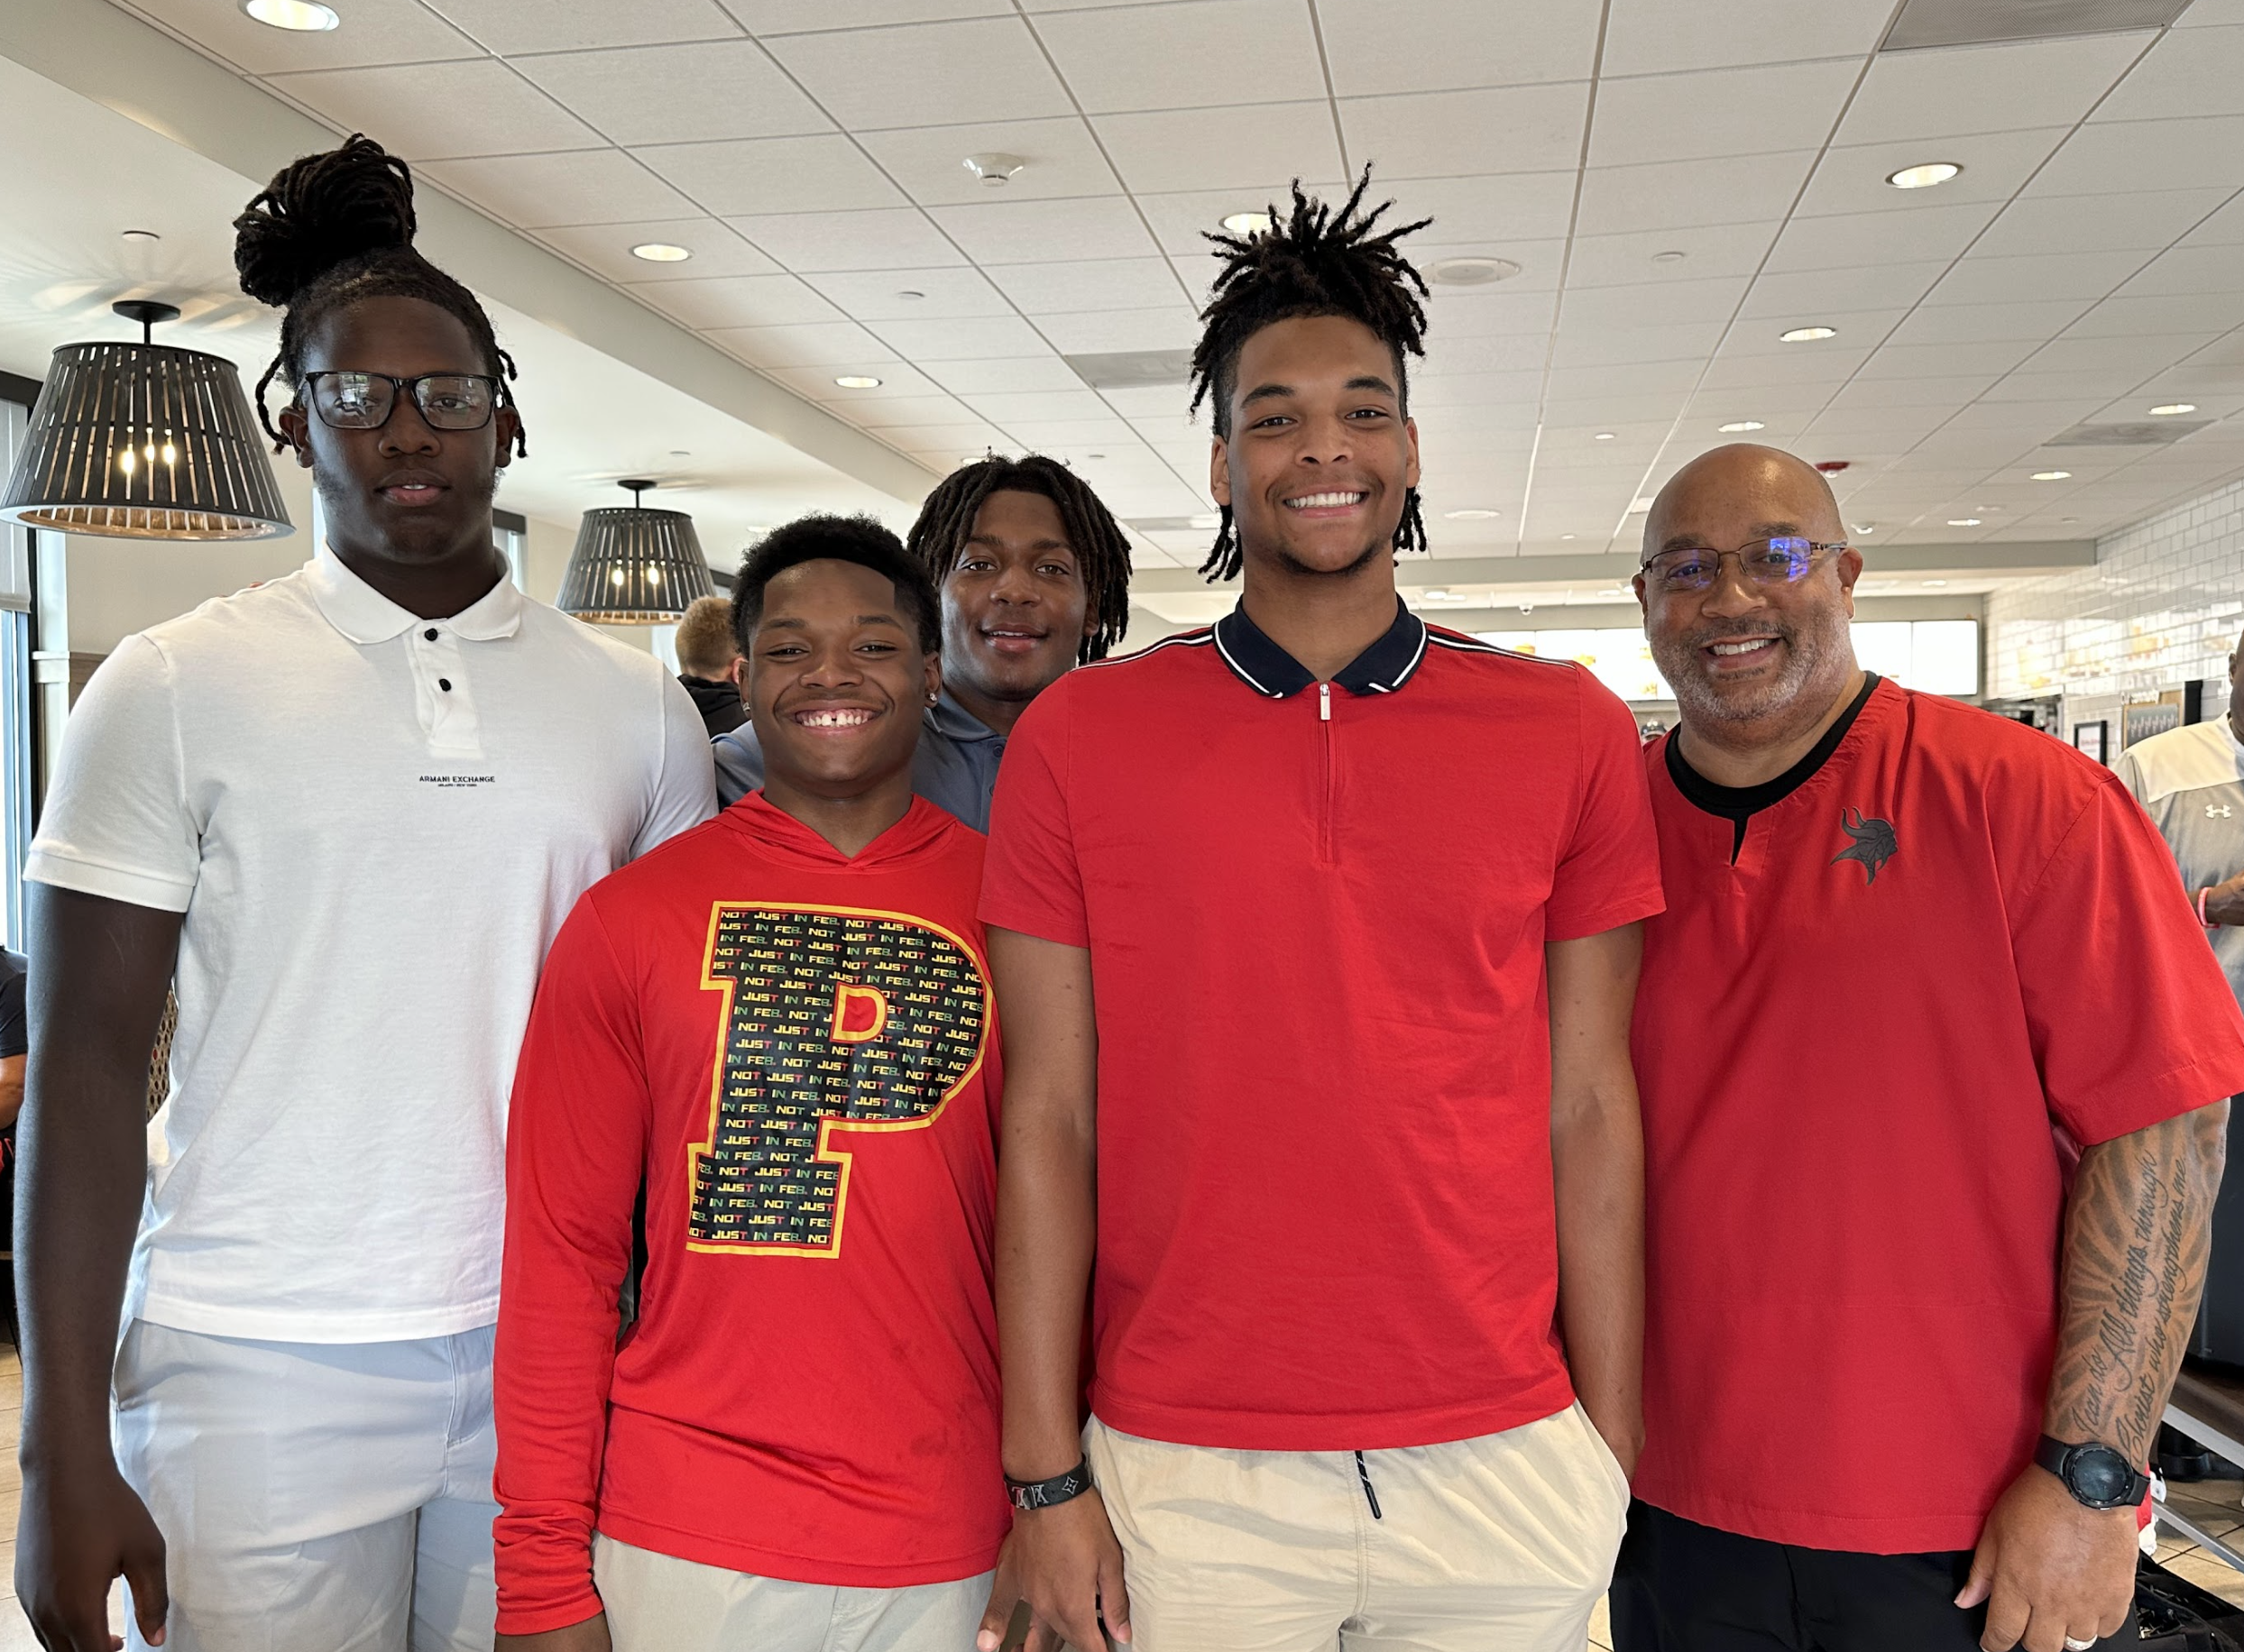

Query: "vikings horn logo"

xmin=1830 ymin=807 xmax=1898 ymax=885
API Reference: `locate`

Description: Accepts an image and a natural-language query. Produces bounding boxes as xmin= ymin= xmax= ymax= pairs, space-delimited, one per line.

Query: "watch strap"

xmin=2035 ymin=1434 xmax=2152 ymax=1510
xmin=1007 ymin=1458 xmax=1094 ymax=1512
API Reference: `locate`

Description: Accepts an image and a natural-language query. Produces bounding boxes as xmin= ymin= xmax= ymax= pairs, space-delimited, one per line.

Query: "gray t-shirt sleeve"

xmin=711 ymin=721 xmax=765 ymax=808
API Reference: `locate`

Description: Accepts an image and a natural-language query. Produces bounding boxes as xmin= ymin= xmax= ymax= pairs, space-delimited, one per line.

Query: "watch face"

xmin=2068 ymin=1446 xmax=2135 ymax=1504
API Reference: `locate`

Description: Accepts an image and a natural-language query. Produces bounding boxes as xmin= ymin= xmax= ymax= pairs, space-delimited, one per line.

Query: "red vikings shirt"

xmin=493 ymin=794 xmax=1007 ymax=1634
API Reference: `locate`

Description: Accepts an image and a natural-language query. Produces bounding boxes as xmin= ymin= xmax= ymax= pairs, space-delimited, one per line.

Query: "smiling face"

xmin=746 ymin=557 xmax=939 ymax=802
xmin=1636 ymin=444 xmax=1862 ymax=740
xmin=938 ymin=488 xmax=1095 ymax=714
xmin=1210 ymin=313 xmax=1421 ymax=581
xmin=279 ymin=294 xmax=520 ymax=574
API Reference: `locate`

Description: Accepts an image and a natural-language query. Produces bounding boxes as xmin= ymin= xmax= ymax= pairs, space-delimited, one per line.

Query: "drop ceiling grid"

xmin=91 ymin=0 xmax=2244 ymax=560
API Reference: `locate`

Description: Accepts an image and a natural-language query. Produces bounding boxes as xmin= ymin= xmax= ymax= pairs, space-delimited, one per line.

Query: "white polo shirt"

xmin=27 ymin=546 xmax=715 ymax=1343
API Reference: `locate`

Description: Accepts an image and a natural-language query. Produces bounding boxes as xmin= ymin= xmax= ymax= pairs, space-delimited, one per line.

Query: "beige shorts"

xmin=592 ymin=1533 xmax=995 ymax=1652
xmin=1085 ymin=1401 xmax=1629 ymax=1652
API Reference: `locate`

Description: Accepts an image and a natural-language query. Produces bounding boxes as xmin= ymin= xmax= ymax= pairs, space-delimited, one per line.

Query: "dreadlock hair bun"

xmin=234 ymin=133 xmax=418 ymax=307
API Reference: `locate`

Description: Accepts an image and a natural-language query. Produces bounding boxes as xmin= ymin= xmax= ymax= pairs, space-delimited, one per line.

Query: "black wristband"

xmin=1006 ymin=1458 xmax=1093 ymax=1512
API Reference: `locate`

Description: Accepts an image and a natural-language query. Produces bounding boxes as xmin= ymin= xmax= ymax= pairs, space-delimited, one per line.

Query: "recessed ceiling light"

xmin=1780 ymin=326 xmax=1837 ymax=343
xmin=832 ymin=375 xmax=882 ymax=390
xmin=2031 ymin=470 xmax=2071 ymax=481
xmin=120 ymin=228 xmax=161 ymax=243
xmin=962 ymin=152 xmax=1025 ymax=188
xmin=1085 ymin=452 xmax=1106 ymax=460
xmin=1424 ymin=588 xmax=1451 ymax=601
xmin=1947 ymin=518 xmax=1982 ymax=527
xmin=1188 ymin=512 xmax=1222 ymax=529
xmin=630 ymin=243 xmax=692 ymax=263
xmin=1651 ymin=250 xmax=1688 ymax=264
xmin=1444 ymin=507 xmax=1501 ymax=519
xmin=243 ymin=0 xmax=339 ymax=28
xmin=1561 ymin=533 xmax=1577 ymax=540
xmin=1717 ymin=419 xmax=1764 ymax=433
xmin=897 ymin=289 xmax=925 ymax=301
xmin=1428 ymin=255 xmax=1522 ymax=287
xmin=1594 ymin=431 xmax=1615 ymax=441
xmin=2150 ymin=402 xmax=2198 ymax=416
xmin=1852 ymin=524 xmax=1875 ymax=535
xmin=669 ymin=449 xmax=691 ymax=456
xmin=1221 ymin=211 xmax=1273 ymax=235
xmin=1921 ymin=579 xmax=1948 ymax=588
xmin=1886 ymin=161 xmax=1962 ymax=190
xmin=1627 ymin=497 xmax=1655 ymax=513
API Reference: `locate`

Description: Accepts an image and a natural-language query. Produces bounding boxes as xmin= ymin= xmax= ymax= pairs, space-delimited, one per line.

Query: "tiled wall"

xmin=1985 ymin=480 xmax=2244 ymax=703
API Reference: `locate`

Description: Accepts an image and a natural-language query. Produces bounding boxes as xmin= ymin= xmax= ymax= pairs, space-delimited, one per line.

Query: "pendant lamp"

xmin=556 ymin=478 xmax=715 ymax=623
xmin=0 ymin=299 xmax=293 ymax=540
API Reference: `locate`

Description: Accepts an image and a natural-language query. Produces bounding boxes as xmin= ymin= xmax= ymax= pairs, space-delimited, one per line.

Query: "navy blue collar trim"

xmin=1210 ymin=599 xmax=1430 ymax=699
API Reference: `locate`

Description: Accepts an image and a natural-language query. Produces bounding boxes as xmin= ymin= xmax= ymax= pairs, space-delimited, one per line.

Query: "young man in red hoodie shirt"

xmin=492 ymin=515 xmax=1012 ymax=1651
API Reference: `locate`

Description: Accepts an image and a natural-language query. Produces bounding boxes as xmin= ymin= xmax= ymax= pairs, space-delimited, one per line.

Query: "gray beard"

xmin=1654 ymin=603 xmax=1853 ymax=728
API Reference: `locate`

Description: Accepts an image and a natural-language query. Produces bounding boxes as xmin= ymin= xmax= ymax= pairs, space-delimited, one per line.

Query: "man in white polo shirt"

xmin=14 ymin=137 xmax=713 ymax=1652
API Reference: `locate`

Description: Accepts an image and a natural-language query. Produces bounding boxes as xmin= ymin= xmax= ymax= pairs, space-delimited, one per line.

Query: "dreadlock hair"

xmin=1188 ymin=167 xmax=1432 ymax=583
xmin=234 ymin=133 xmax=525 ymax=458
xmin=904 ymin=454 xmax=1133 ymax=663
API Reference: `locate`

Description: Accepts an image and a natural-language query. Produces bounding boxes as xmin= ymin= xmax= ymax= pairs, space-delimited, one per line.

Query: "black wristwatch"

xmin=2035 ymin=1435 xmax=2152 ymax=1510
xmin=1006 ymin=1458 xmax=1094 ymax=1512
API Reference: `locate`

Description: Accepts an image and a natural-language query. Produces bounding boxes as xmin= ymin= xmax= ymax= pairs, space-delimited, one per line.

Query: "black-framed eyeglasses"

xmin=1639 ymin=535 xmax=1849 ymax=594
xmin=299 ymin=371 xmax=500 ymax=433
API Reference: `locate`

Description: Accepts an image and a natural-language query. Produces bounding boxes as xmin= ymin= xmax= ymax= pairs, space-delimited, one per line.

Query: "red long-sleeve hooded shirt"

xmin=492 ymin=794 xmax=1007 ymax=1634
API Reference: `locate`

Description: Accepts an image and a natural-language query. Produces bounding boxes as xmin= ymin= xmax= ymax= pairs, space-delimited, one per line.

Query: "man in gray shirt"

xmin=713 ymin=454 xmax=1136 ymax=831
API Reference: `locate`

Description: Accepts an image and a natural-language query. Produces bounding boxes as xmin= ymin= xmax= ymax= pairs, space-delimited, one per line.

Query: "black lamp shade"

xmin=0 ymin=338 xmax=293 ymax=540
xmin=557 ymin=503 xmax=716 ymax=623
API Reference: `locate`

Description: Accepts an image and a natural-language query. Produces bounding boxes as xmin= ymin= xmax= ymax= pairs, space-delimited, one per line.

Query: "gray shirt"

xmin=2117 ymin=718 xmax=2244 ymax=1006
xmin=711 ymin=687 xmax=1009 ymax=832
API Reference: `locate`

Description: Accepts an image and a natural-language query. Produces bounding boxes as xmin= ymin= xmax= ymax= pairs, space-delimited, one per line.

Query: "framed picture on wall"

xmin=2072 ymin=720 xmax=2109 ymax=764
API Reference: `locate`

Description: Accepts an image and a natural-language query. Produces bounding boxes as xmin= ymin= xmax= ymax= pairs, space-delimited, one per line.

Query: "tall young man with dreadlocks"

xmin=713 ymin=453 xmax=1133 ymax=831
xmin=15 ymin=135 xmax=713 ymax=1652
xmin=978 ymin=172 xmax=1661 ymax=1652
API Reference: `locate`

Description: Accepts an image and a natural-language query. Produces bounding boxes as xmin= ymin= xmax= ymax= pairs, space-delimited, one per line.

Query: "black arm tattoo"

xmin=2046 ymin=1100 xmax=2230 ymax=1464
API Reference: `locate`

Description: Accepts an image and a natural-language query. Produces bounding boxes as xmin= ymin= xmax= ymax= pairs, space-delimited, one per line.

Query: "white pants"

xmin=111 ymin=1319 xmax=499 ymax=1652
xmin=1087 ymin=1402 xmax=1629 ymax=1652
xmin=593 ymin=1534 xmax=994 ymax=1651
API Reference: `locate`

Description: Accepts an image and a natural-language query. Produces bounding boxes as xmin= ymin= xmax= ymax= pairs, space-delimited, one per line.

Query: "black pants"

xmin=1610 ymin=1501 xmax=2137 ymax=1652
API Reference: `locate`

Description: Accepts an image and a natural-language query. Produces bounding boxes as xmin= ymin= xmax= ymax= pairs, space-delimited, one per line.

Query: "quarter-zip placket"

xmin=1317 ymin=683 xmax=1338 ymax=867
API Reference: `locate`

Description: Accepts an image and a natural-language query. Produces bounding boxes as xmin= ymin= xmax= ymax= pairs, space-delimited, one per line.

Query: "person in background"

xmin=1614 ymin=443 xmax=2244 ymax=1652
xmin=492 ymin=516 xmax=1012 ymax=1652
xmin=0 ymin=946 xmax=24 ymax=1131
xmin=713 ymin=454 xmax=1133 ymax=832
xmin=14 ymin=135 xmax=713 ymax=1652
xmin=2118 ymin=629 xmax=2244 ymax=976
xmin=673 ymin=594 xmax=746 ymax=737
xmin=987 ymin=173 xmax=1657 ymax=1652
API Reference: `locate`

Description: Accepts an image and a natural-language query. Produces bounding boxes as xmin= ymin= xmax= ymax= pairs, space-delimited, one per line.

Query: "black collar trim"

xmin=1210 ymin=599 xmax=1430 ymax=699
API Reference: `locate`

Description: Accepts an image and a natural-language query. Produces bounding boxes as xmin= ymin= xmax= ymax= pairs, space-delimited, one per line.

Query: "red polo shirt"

xmin=981 ymin=601 xmax=1663 ymax=1450
xmin=1632 ymin=680 xmax=2244 ymax=1554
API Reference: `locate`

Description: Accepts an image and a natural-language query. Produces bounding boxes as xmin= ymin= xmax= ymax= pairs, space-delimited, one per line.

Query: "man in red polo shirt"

xmin=980 ymin=174 xmax=1662 ymax=1652
xmin=1614 ymin=443 xmax=2244 ymax=1652
xmin=492 ymin=516 xmax=1011 ymax=1652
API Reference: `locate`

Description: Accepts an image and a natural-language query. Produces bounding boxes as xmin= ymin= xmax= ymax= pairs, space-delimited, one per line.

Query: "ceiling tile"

xmin=1886 ymin=300 xmax=2095 ymax=345
xmin=2120 ymin=243 xmax=2244 ymax=296
xmin=1762 ymin=201 xmax=2001 ymax=271
xmin=1737 ymin=261 xmax=1948 ymax=317
xmin=2036 ymin=115 xmax=2244 ymax=195
xmin=699 ymin=320 xmax=895 ymax=366
xmin=1576 ymin=151 xmax=1818 ymax=237
xmin=1925 ymin=249 xmax=2147 ymax=305
xmin=2076 ymin=289 xmax=2244 ymax=332
xmin=1426 ymin=288 xmax=1562 ymax=339
xmin=1002 ymin=417 xmax=1138 ymax=446
xmin=961 ymin=389 xmax=1117 ymax=423
xmin=1974 ymin=188 xmax=2230 ymax=257
xmin=262 ymin=60 xmax=602 ymax=161
xmin=1551 ymin=320 xmax=1730 ymax=370
xmin=1564 ymin=220 xmax=1784 ymax=287
xmin=762 ymin=16 xmax=1071 ymax=130
xmin=1315 ymin=0 xmax=1603 ymax=96
xmin=857 ymin=118 xmax=1119 ymax=205
xmin=639 ymin=272 xmax=845 ymax=329
xmin=2094 ymin=23 xmax=2244 ymax=122
xmin=802 ymin=265 xmax=1013 ymax=320
xmin=1027 ymin=307 xmax=1200 ymax=353
xmin=987 ymin=257 xmax=1190 ymax=314
xmin=930 ymin=195 xmax=1160 ymax=263
xmin=846 ymin=394 xmax=984 ymax=427
xmin=537 ymin=217 xmax=781 ymax=281
xmin=632 ymin=134 xmax=906 ymax=216
xmin=1343 ymin=84 xmax=1589 ymax=180
xmin=419 ymin=150 xmax=697 ymax=227
xmin=781 ymin=360 xmax=946 ymax=399
xmin=1136 ymin=181 xmax=1349 ymax=254
xmin=1792 ymin=127 xmax=2072 ymax=219
xmin=1545 ymin=361 xmax=1704 ymax=398
xmin=422 ymin=0 xmax=743 ymax=52
xmin=1600 ymin=0 xmax=1890 ymax=77
xmin=1840 ymin=34 xmax=2147 ymax=145
xmin=1409 ymin=370 xmax=1545 ymax=409
xmin=867 ymin=315 xmax=1055 ymax=359
xmin=923 ymin=356 xmax=1088 ymax=394
xmin=1854 ymin=340 xmax=2039 ymax=379
xmin=1590 ymin=60 xmax=1857 ymax=169
xmin=1560 ymin=276 xmax=1751 ymax=329
xmin=725 ymin=207 xmax=967 ymax=271
xmin=115 ymin=0 xmax=483 ymax=72
xmin=1035 ymin=0 xmax=1324 ymax=112
xmin=869 ymin=419 xmax=1011 ymax=456
xmin=723 ymin=0 xmax=1005 ymax=27
xmin=1094 ymin=102 xmax=1345 ymax=194
xmin=510 ymin=41 xmax=831 ymax=146
xmin=1421 ymin=331 xmax=1551 ymax=374
xmin=1821 ymin=372 xmax=1998 ymax=407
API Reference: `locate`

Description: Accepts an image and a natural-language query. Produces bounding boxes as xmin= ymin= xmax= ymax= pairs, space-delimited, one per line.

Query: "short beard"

xmin=1653 ymin=602 xmax=1852 ymax=729
xmin=1270 ymin=534 xmax=1390 ymax=581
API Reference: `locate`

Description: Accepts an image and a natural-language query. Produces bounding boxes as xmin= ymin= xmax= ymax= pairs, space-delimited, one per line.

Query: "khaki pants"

xmin=593 ymin=1534 xmax=994 ymax=1652
xmin=1086 ymin=1402 xmax=1628 ymax=1652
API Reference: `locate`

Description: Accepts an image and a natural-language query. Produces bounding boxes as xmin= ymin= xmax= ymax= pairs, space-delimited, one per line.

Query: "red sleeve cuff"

xmin=495 ymin=1595 xmax=606 ymax=1638
xmin=2061 ymin=1051 xmax=2244 ymax=1149
xmin=1545 ymin=887 xmax=1666 ymax=944
xmin=978 ymin=895 xmax=1090 ymax=950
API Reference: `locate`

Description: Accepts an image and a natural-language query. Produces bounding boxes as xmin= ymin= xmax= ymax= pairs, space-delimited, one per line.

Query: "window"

xmin=1474 ymin=619 xmax=1982 ymax=701
xmin=0 ymin=382 xmax=41 ymax=947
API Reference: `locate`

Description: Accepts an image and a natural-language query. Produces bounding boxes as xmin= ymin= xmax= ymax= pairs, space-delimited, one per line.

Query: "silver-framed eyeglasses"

xmin=299 ymin=371 xmax=500 ymax=433
xmin=1639 ymin=535 xmax=1849 ymax=594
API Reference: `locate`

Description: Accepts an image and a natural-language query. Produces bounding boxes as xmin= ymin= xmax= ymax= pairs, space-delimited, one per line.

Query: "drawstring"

xmin=1354 ymin=1450 xmax=1384 ymax=1520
